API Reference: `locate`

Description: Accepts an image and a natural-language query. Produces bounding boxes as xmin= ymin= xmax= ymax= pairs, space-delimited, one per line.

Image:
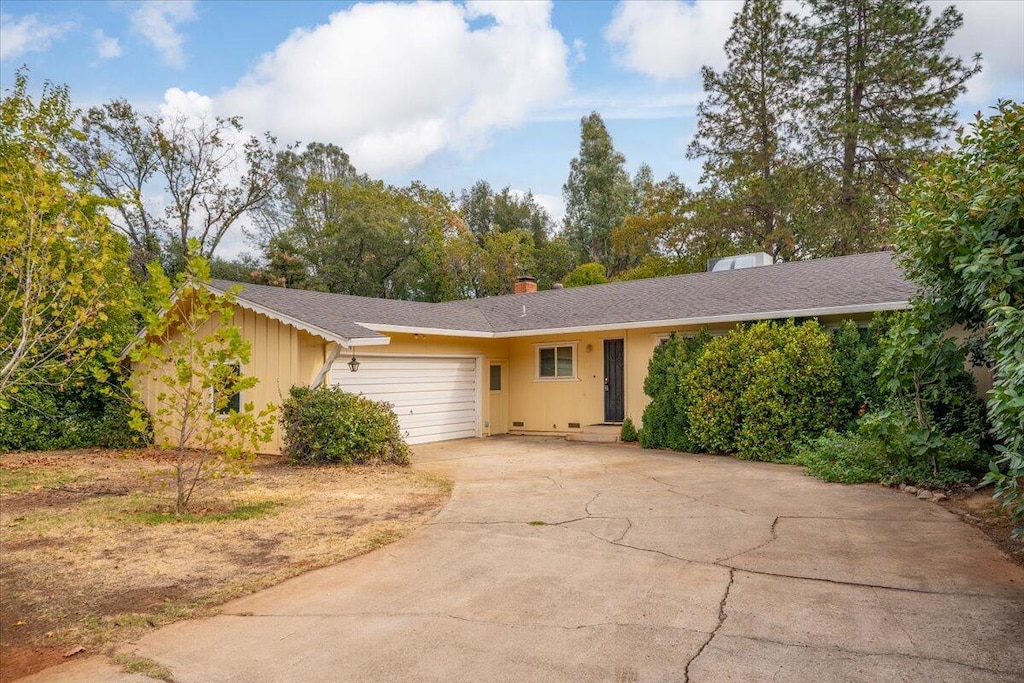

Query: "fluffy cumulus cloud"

xmin=942 ymin=0 xmax=1024 ymax=107
xmin=129 ymin=0 xmax=196 ymax=68
xmin=93 ymin=29 xmax=122 ymax=60
xmin=217 ymin=0 xmax=570 ymax=174
xmin=0 ymin=14 xmax=74 ymax=60
xmin=604 ymin=1 xmax=741 ymax=81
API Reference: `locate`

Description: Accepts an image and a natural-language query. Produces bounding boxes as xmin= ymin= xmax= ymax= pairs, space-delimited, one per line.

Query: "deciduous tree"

xmin=129 ymin=247 xmax=274 ymax=514
xmin=68 ymin=99 xmax=279 ymax=270
xmin=1 ymin=73 xmax=135 ymax=402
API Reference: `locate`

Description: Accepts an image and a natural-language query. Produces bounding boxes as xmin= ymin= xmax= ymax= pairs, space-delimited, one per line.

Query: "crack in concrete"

xmin=584 ymin=491 xmax=601 ymax=516
xmin=543 ymin=474 xmax=564 ymax=489
xmin=716 ymin=516 xmax=779 ymax=563
xmin=725 ymin=567 xmax=1014 ymax=599
xmin=427 ymin=512 xmax=1014 ymax=600
xmin=717 ymin=633 xmax=1022 ymax=678
xmin=684 ymin=568 xmax=734 ymax=683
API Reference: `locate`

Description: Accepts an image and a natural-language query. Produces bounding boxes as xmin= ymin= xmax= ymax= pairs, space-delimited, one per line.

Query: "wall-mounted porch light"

xmin=348 ymin=350 xmax=360 ymax=372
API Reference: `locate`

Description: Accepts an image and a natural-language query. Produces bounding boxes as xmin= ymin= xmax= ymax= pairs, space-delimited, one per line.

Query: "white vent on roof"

xmin=707 ymin=252 xmax=773 ymax=272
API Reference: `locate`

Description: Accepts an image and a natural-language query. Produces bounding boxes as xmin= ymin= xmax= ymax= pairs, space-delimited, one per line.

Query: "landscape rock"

xmin=905 ymin=486 xmax=918 ymax=495
xmin=917 ymin=490 xmax=931 ymax=500
xmin=932 ymin=492 xmax=948 ymax=502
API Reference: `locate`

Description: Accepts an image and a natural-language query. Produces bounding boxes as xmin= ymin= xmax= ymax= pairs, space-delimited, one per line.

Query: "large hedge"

xmin=685 ymin=320 xmax=840 ymax=461
xmin=639 ymin=321 xmax=843 ymax=461
xmin=638 ymin=330 xmax=710 ymax=451
xmin=280 ymin=386 xmax=410 ymax=466
xmin=0 ymin=384 xmax=148 ymax=452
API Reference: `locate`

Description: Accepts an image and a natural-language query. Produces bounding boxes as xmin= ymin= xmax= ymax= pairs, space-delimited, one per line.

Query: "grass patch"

xmin=0 ymin=466 xmax=82 ymax=493
xmin=528 ymin=520 xmax=548 ymax=526
xmin=130 ymin=500 xmax=283 ymax=525
xmin=112 ymin=652 xmax=175 ymax=682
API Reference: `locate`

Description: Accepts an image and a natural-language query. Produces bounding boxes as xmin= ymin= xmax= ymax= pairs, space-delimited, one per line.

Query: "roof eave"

xmin=352 ymin=300 xmax=910 ymax=340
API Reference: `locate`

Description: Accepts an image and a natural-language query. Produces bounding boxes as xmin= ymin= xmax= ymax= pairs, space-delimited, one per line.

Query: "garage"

xmin=329 ymin=355 xmax=480 ymax=445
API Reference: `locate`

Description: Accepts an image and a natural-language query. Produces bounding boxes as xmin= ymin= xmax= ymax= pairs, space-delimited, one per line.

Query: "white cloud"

xmin=217 ymin=0 xmax=570 ymax=175
xmin=604 ymin=1 xmax=741 ymax=81
xmin=940 ymin=0 xmax=1024 ymax=107
xmin=0 ymin=14 xmax=74 ymax=60
xmin=509 ymin=189 xmax=565 ymax=225
xmin=129 ymin=0 xmax=196 ymax=68
xmin=572 ymin=37 xmax=586 ymax=67
xmin=93 ymin=29 xmax=122 ymax=60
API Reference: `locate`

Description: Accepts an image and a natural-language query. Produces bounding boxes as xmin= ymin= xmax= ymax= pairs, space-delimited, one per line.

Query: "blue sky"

xmin=2 ymin=1 xmax=1022 ymax=256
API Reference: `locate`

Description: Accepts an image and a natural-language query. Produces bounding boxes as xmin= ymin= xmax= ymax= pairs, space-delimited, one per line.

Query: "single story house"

xmin=137 ymin=251 xmax=917 ymax=453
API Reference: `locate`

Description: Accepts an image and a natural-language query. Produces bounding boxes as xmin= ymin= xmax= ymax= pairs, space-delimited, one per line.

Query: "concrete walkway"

xmin=26 ymin=437 xmax=1024 ymax=682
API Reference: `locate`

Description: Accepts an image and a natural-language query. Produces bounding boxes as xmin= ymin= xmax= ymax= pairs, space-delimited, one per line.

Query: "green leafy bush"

xmin=638 ymin=331 xmax=710 ymax=451
xmin=829 ymin=320 xmax=883 ymax=429
xmin=797 ymin=411 xmax=988 ymax=488
xmin=0 ymin=384 xmax=149 ymax=452
xmin=685 ymin=320 xmax=840 ymax=461
xmin=794 ymin=430 xmax=890 ymax=484
xmin=892 ymin=102 xmax=1022 ymax=536
xmin=619 ymin=417 xmax=638 ymax=443
xmin=280 ymin=386 xmax=410 ymax=466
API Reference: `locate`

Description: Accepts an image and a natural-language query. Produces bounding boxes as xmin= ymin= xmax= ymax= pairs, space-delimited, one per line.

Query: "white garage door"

xmin=330 ymin=356 xmax=479 ymax=445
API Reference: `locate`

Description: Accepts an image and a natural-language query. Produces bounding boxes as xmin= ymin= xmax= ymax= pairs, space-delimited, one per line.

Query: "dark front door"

xmin=604 ymin=339 xmax=625 ymax=423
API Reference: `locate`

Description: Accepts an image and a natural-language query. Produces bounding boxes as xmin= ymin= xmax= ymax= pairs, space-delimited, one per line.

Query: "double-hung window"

xmin=537 ymin=344 xmax=576 ymax=380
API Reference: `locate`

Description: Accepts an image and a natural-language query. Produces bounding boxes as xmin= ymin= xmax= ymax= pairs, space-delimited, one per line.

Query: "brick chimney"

xmin=514 ymin=275 xmax=538 ymax=294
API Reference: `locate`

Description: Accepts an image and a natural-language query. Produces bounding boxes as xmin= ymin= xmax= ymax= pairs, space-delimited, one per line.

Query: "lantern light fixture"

xmin=347 ymin=350 xmax=360 ymax=372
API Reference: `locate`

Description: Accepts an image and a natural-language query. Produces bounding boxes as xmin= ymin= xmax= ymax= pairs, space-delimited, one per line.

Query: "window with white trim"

xmin=536 ymin=344 xmax=576 ymax=379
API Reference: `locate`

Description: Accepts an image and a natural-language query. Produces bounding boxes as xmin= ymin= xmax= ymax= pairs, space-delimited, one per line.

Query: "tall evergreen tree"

xmin=687 ymin=0 xmax=812 ymax=261
xmin=562 ymin=112 xmax=634 ymax=271
xmin=799 ymin=0 xmax=980 ymax=253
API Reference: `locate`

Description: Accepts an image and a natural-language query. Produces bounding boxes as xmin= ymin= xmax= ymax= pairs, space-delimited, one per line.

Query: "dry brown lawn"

xmin=0 ymin=449 xmax=451 ymax=682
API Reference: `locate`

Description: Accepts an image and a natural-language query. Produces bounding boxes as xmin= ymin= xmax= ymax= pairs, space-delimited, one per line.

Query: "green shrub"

xmin=685 ymin=320 xmax=840 ymax=461
xmin=795 ymin=430 xmax=890 ymax=484
xmin=620 ymin=417 xmax=638 ymax=442
xmin=829 ymin=320 xmax=883 ymax=429
xmin=0 ymin=383 xmax=149 ymax=452
xmin=280 ymin=386 xmax=410 ymax=466
xmin=797 ymin=410 xmax=988 ymax=488
xmin=638 ymin=330 xmax=710 ymax=451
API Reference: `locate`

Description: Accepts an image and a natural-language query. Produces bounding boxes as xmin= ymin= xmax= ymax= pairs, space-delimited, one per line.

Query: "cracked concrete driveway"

xmin=29 ymin=437 xmax=1024 ymax=682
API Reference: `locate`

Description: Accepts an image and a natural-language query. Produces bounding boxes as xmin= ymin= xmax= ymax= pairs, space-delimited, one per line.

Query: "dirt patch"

xmin=0 ymin=449 xmax=451 ymax=681
xmin=941 ymin=486 xmax=1023 ymax=566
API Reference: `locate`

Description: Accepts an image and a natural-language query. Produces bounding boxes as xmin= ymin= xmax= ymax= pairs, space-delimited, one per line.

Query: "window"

xmin=489 ymin=364 xmax=502 ymax=391
xmin=537 ymin=344 xmax=575 ymax=379
xmin=213 ymin=362 xmax=242 ymax=415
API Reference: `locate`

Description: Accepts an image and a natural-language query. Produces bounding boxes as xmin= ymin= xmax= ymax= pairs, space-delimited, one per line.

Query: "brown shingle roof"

xmin=212 ymin=251 xmax=915 ymax=342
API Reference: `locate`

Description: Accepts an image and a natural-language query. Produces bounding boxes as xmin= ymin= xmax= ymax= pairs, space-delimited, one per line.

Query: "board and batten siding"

xmin=135 ymin=300 xmax=327 ymax=455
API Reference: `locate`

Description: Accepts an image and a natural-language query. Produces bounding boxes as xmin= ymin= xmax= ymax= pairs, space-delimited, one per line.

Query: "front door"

xmin=488 ymin=361 xmax=508 ymax=435
xmin=603 ymin=339 xmax=624 ymax=423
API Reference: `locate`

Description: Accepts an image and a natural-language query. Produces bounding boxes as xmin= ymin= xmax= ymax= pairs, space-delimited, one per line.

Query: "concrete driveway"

xmin=28 ymin=437 xmax=1024 ymax=682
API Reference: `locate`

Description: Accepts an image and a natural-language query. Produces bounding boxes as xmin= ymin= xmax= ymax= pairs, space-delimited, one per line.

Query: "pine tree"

xmin=687 ymin=0 xmax=811 ymax=261
xmin=562 ymin=112 xmax=634 ymax=271
xmin=799 ymin=0 xmax=980 ymax=253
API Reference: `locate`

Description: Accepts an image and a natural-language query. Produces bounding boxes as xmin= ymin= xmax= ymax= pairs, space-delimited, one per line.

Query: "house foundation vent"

xmin=512 ymin=421 xmax=525 ymax=427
